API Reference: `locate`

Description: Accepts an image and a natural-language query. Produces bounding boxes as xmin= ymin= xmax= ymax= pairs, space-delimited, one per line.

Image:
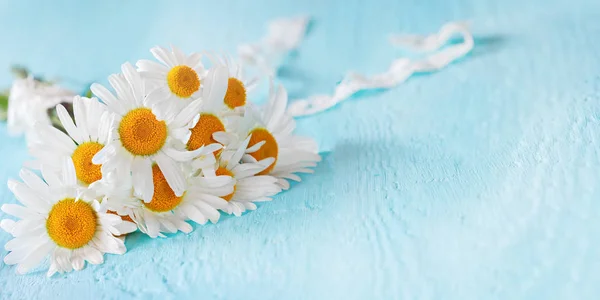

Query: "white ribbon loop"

xmin=238 ymin=16 xmax=311 ymax=77
xmin=287 ymin=21 xmax=474 ymax=117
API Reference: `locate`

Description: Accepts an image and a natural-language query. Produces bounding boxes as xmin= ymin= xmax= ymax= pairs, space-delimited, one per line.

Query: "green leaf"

xmin=0 ymin=93 xmax=8 ymax=121
xmin=10 ymin=65 xmax=29 ymax=79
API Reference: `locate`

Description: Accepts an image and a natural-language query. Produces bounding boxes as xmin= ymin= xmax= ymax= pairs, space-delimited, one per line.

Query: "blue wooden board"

xmin=1 ymin=0 xmax=600 ymax=299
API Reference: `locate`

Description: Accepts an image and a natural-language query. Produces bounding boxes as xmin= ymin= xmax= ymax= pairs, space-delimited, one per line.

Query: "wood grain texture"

xmin=1 ymin=0 xmax=600 ymax=299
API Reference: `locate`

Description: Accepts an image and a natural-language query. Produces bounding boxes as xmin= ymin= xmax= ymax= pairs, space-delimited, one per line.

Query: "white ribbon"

xmin=287 ymin=21 xmax=474 ymax=117
xmin=238 ymin=16 xmax=311 ymax=77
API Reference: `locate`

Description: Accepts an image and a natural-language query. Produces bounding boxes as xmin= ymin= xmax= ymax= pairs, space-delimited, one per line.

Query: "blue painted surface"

xmin=1 ymin=0 xmax=600 ymax=299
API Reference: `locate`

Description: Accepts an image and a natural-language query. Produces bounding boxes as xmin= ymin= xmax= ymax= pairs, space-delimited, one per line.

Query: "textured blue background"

xmin=1 ymin=0 xmax=600 ymax=299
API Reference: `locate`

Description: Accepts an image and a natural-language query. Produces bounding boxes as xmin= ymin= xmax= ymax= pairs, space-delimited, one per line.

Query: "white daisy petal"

xmin=194 ymin=201 xmax=221 ymax=223
xmin=245 ymin=140 xmax=266 ymax=153
xmin=0 ymin=219 xmax=16 ymax=234
xmin=97 ymin=111 xmax=111 ymax=143
xmin=151 ymin=46 xmax=176 ymax=67
xmin=227 ymin=136 xmax=251 ymax=170
xmin=171 ymin=45 xmax=186 ymax=65
xmin=196 ymin=194 xmax=228 ymax=209
xmin=155 ymin=153 xmax=186 ymax=197
xmin=137 ymin=59 xmax=169 ymax=74
xmin=73 ymin=96 xmax=91 ymax=139
xmin=54 ymin=247 xmax=73 ymax=273
xmin=184 ymin=204 xmax=208 ymax=225
xmin=186 ymin=52 xmax=202 ymax=68
xmin=33 ymin=123 xmax=77 ymax=154
xmin=19 ymin=168 xmax=49 ymax=195
xmin=61 ymin=157 xmax=77 ymax=187
xmin=158 ymin=218 xmax=178 ymax=233
xmin=92 ymin=142 xmax=117 ymax=165
xmin=56 ymin=104 xmax=84 ymax=143
xmin=113 ymin=221 xmax=137 ymax=235
xmin=1 ymin=204 xmax=36 ymax=219
xmin=8 ymin=219 xmax=45 ymax=237
xmin=171 ymin=98 xmax=202 ymax=128
xmin=202 ymin=66 xmax=229 ymax=111
xmin=121 ymin=62 xmax=144 ymax=104
xmin=175 ymin=220 xmax=193 ymax=233
xmin=91 ymin=83 xmax=126 ymax=115
xmin=15 ymin=241 xmax=53 ymax=274
xmin=71 ymin=249 xmax=85 ymax=271
xmin=4 ymin=235 xmax=42 ymax=251
xmin=144 ymin=86 xmax=171 ymax=107
xmin=83 ymin=246 xmax=104 ymax=265
xmin=131 ymin=157 xmax=154 ymax=203
xmin=7 ymin=180 xmax=49 ymax=212
xmin=244 ymin=202 xmax=257 ymax=211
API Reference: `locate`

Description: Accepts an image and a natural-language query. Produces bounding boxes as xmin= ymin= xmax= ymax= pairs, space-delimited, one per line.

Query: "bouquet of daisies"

xmin=0 ymin=46 xmax=320 ymax=277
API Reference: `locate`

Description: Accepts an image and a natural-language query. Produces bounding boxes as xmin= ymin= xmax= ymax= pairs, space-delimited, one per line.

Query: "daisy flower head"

xmin=110 ymin=156 xmax=234 ymax=238
xmin=136 ymin=45 xmax=205 ymax=114
xmin=203 ymin=136 xmax=281 ymax=217
xmin=26 ymin=95 xmax=111 ymax=191
xmin=90 ymin=62 xmax=218 ymax=203
xmin=206 ymin=53 xmax=260 ymax=111
xmin=215 ymin=82 xmax=321 ymax=189
xmin=0 ymin=159 xmax=136 ymax=277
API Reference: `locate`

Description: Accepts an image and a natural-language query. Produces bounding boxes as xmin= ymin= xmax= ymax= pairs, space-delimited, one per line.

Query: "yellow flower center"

xmin=187 ymin=114 xmax=225 ymax=152
xmin=118 ymin=108 xmax=167 ymax=156
xmin=248 ymin=128 xmax=278 ymax=175
xmin=143 ymin=165 xmax=184 ymax=212
xmin=46 ymin=198 xmax=97 ymax=249
xmin=224 ymin=77 xmax=246 ymax=109
xmin=215 ymin=167 xmax=235 ymax=201
xmin=167 ymin=65 xmax=200 ymax=98
xmin=71 ymin=142 xmax=103 ymax=185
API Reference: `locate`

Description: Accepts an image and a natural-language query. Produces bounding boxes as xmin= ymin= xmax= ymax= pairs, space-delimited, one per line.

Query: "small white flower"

xmin=203 ymin=136 xmax=281 ymax=216
xmin=137 ymin=45 xmax=205 ymax=114
xmin=206 ymin=54 xmax=259 ymax=112
xmin=0 ymin=159 xmax=136 ymax=277
xmin=26 ymin=96 xmax=112 ymax=194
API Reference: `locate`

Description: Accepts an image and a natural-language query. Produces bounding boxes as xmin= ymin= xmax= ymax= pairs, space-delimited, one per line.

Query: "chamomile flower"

xmin=111 ymin=157 xmax=234 ymax=238
xmin=214 ymin=83 xmax=321 ymax=189
xmin=136 ymin=45 xmax=205 ymax=114
xmin=207 ymin=54 xmax=259 ymax=111
xmin=26 ymin=96 xmax=111 ymax=191
xmin=91 ymin=62 xmax=216 ymax=203
xmin=204 ymin=136 xmax=280 ymax=216
xmin=0 ymin=159 xmax=136 ymax=277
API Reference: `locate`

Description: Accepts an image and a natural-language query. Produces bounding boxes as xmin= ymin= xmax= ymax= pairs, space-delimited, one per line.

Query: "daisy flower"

xmin=136 ymin=45 xmax=205 ymax=114
xmin=203 ymin=136 xmax=281 ymax=216
xmin=90 ymin=62 xmax=216 ymax=203
xmin=0 ymin=159 xmax=136 ymax=276
xmin=214 ymin=83 xmax=321 ymax=189
xmin=26 ymin=96 xmax=111 ymax=191
xmin=110 ymin=158 xmax=234 ymax=238
xmin=206 ymin=54 xmax=259 ymax=111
